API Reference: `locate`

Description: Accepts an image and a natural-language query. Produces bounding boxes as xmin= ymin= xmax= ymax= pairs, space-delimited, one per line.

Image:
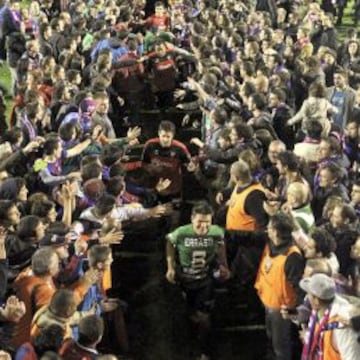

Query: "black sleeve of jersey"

xmin=142 ymin=142 xmax=153 ymax=163
xmin=112 ymin=59 xmax=138 ymax=70
xmin=244 ymin=190 xmax=269 ymax=230
xmin=285 ymin=252 xmax=305 ymax=306
xmin=179 ymin=147 xmax=190 ymax=165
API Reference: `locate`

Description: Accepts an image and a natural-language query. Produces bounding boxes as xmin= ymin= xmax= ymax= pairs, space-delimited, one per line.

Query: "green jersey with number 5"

xmin=167 ymin=224 xmax=225 ymax=281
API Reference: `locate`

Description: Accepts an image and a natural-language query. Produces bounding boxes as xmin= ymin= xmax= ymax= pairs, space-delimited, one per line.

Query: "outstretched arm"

xmin=66 ymin=126 xmax=103 ymax=158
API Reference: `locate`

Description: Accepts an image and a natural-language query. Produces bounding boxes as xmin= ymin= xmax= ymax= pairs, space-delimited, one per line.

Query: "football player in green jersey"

xmin=166 ymin=201 xmax=230 ymax=360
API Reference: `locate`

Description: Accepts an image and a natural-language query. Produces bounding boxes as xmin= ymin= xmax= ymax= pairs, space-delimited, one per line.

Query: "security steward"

xmin=222 ymin=160 xmax=268 ymax=283
xmin=255 ymin=212 xmax=305 ymax=360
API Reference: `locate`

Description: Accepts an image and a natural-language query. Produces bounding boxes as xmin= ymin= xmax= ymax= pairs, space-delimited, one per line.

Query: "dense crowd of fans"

xmin=1 ymin=0 xmax=360 ymax=359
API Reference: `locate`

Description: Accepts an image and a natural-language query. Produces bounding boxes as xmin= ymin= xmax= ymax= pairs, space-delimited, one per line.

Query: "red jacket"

xmin=59 ymin=339 xmax=99 ymax=360
xmin=12 ymin=268 xmax=92 ymax=348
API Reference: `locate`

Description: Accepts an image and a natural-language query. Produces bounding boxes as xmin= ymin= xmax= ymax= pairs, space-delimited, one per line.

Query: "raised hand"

xmin=149 ymin=204 xmax=171 ymax=217
xmin=0 ymin=296 xmax=26 ymax=323
xmin=263 ymin=201 xmax=280 ymax=216
xmin=83 ymin=268 xmax=101 ymax=285
xmin=92 ymin=125 xmax=103 ymax=140
xmin=127 ymin=126 xmax=141 ymax=141
xmin=66 ymin=171 xmax=82 ymax=181
xmin=215 ymin=192 xmax=224 ymax=205
xmin=190 ymin=137 xmax=204 ymax=149
xmin=128 ymin=138 xmax=140 ymax=147
xmin=218 ymin=265 xmax=231 ymax=281
xmin=155 ymin=178 xmax=171 ymax=193
xmin=23 ymin=140 xmax=41 ymax=154
xmin=74 ymin=238 xmax=88 ymax=256
xmin=264 ymin=189 xmax=278 ymax=200
xmin=69 ymin=180 xmax=80 ymax=197
xmin=174 ymin=89 xmax=186 ymax=100
xmin=100 ymin=229 xmax=124 ymax=245
xmin=0 ymin=350 xmax=11 ymax=359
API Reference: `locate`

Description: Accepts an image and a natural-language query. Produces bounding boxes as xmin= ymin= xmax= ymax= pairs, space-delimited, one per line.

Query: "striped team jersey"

xmin=142 ymin=138 xmax=191 ymax=196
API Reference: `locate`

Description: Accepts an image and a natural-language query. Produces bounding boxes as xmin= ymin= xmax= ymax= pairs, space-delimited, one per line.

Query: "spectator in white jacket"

xmin=288 ymin=82 xmax=337 ymax=136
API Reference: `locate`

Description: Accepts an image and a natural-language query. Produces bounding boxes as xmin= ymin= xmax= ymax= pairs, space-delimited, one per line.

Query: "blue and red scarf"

xmin=302 ymin=306 xmax=343 ymax=360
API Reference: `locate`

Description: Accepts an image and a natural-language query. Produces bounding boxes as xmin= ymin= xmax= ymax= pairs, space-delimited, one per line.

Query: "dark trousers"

xmin=100 ymin=302 xmax=129 ymax=354
xmin=265 ymin=308 xmax=292 ymax=360
xmin=181 ymin=278 xmax=215 ymax=357
xmin=225 ymin=231 xmax=266 ymax=285
xmin=157 ymin=90 xmax=174 ymax=109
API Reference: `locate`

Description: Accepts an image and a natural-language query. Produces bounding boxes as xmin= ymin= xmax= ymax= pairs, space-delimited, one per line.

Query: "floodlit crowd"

xmin=1 ymin=0 xmax=360 ymax=359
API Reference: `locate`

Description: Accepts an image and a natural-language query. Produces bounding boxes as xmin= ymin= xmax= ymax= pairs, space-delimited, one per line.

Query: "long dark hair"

xmin=0 ymin=200 xmax=17 ymax=229
xmin=17 ymin=215 xmax=42 ymax=242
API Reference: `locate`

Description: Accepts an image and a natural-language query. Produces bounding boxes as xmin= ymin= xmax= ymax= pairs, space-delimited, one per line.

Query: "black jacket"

xmin=5 ymin=32 xmax=26 ymax=68
xmin=39 ymin=39 xmax=54 ymax=58
xmin=0 ymin=149 xmax=30 ymax=177
xmin=250 ymin=112 xmax=278 ymax=140
xmin=204 ymin=139 xmax=263 ymax=164
xmin=312 ymin=184 xmax=349 ymax=222
xmin=2 ymin=7 xmax=20 ymax=37
xmin=322 ymin=223 xmax=358 ymax=276
xmin=271 ymin=105 xmax=295 ymax=149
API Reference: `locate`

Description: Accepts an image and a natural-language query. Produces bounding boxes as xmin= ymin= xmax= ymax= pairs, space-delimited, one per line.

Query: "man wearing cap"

xmin=300 ymin=273 xmax=360 ymax=360
xmin=40 ymin=230 xmax=73 ymax=275
xmin=255 ymin=212 xmax=304 ymax=360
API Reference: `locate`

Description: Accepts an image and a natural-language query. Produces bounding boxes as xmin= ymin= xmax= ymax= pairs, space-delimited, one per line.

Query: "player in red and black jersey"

xmin=144 ymin=2 xmax=170 ymax=31
xmin=146 ymin=40 xmax=195 ymax=108
xmin=142 ymin=120 xmax=195 ymax=203
xmin=112 ymin=38 xmax=147 ymax=124
xmin=147 ymin=41 xmax=177 ymax=108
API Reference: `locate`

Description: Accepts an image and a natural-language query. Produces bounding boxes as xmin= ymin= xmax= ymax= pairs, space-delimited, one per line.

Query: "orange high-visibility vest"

xmin=226 ymin=183 xmax=265 ymax=231
xmin=255 ymin=244 xmax=301 ymax=310
xmin=102 ymin=268 xmax=112 ymax=291
xmin=321 ymin=316 xmax=341 ymax=360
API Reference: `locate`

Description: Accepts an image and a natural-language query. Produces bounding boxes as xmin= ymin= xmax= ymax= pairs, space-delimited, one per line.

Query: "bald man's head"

xmin=230 ymin=160 xmax=251 ymax=184
xmin=268 ymin=140 xmax=286 ymax=164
